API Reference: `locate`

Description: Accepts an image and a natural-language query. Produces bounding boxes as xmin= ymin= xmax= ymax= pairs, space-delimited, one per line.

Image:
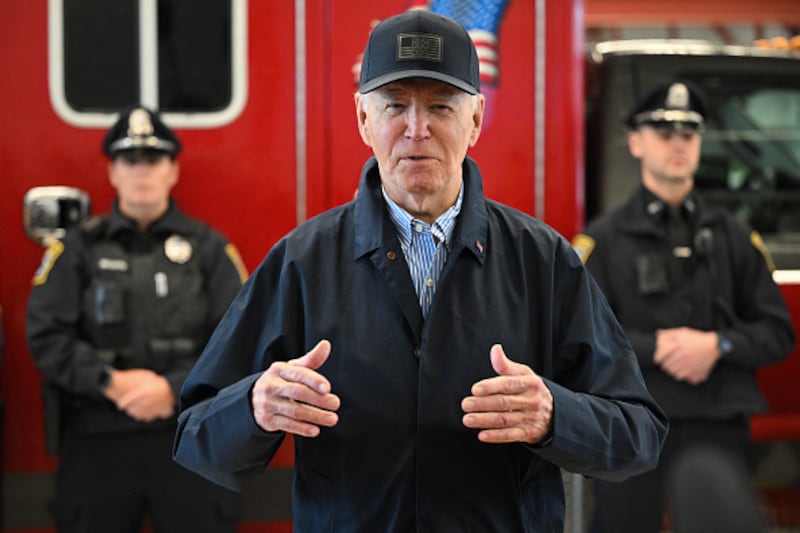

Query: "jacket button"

xmin=387 ymin=251 xmax=397 ymax=260
xmin=414 ymin=347 xmax=421 ymax=358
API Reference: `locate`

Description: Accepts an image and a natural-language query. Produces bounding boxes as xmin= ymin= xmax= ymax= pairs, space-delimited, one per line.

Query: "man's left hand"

xmin=461 ymin=344 xmax=553 ymax=444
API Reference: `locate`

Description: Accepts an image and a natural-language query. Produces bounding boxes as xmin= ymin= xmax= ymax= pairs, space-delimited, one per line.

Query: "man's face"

xmin=356 ymin=78 xmax=484 ymax=220
xmin=108 ymin=151 xmax=178 ymax=218
xmin=628 ymin=125 xmax=702 ymax=189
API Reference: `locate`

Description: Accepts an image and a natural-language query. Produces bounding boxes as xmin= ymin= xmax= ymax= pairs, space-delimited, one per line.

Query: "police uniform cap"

xmin=103 ymin=107 xmax=181 ymax=158
xmin=625 ymin=80 xmax=706 ymax=132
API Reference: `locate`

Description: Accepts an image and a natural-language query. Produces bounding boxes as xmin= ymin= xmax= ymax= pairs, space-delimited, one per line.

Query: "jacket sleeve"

xmin=718 ymin=221 xmax=795 ymax=369
xmin=26 ymin=235 xmax=109 ymax=397
xmin=535 ymin=242 xmax=668 ymax=481
xmin=174 ymin=239 xmax=299 ymax=491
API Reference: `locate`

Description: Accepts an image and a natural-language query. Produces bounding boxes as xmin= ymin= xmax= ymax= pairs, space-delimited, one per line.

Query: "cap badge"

xmin=647 ymin=201 xmax=664 ymax=215
xmin=127 ymin=108 xmax=154 ymax=138
xmin=397 ymin=33 xmax=443 ymax=62
xmin=666 ymin=83 xmax=690 ymax=110
xmin=164 ymin=234 xmax=193 ymax=264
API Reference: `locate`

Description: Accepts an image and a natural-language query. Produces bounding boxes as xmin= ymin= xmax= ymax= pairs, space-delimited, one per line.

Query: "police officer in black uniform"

xmin=574 ymin=80 xmax=795 ymax=533
xmin=27 ymin=107 xmax=247 ymax=533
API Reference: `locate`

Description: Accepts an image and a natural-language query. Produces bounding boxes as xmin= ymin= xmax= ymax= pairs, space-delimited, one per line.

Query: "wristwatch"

xmin=98 ymin=366 xmax=113 ymax=391
xmin=717 ymin=334 xmax=733 ymax=356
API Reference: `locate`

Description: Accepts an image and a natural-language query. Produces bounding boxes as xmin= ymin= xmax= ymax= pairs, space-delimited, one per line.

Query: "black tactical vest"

xmin=79 ymin=217 xmax=210 ymax=373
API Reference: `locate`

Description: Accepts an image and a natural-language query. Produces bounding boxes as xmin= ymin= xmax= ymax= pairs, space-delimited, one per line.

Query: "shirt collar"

xmin=382 ymin=183 xmax=463 ymax=250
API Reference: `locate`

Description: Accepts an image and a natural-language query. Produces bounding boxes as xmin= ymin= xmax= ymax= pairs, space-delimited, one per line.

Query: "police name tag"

xmin=98 ymin=258 xmax=129 ymax=271
xmin=672 ymin=246 xmax=692 ymax=258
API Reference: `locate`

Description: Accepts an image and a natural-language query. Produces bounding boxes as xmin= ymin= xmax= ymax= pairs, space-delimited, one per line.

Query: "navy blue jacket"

xmin=175 ymin=157 xmax=667 ymax=532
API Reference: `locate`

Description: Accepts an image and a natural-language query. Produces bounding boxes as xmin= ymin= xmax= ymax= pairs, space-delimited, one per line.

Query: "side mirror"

xmin=23 ymin=186 xmax=91 ymax=247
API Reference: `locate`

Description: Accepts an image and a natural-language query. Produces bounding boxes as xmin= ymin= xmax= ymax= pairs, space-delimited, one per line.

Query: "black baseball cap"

xmin=358 ymin=10 xmax=480 ymax=95
xmin=625 ymin=80 xmax=706 ymax=131
xmin=103 ymin=107 xmax=181 ymax=158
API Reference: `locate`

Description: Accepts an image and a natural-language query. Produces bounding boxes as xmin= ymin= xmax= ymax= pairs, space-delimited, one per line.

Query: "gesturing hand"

xmin=461 ymin=344 xmax=553 ymax=444
xmin=252 ymin=339 xmax=340 ymax=437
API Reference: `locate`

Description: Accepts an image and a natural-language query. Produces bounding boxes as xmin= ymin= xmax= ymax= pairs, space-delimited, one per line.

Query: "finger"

xmin=290 ymin=339 xmax=332 ymax=370
xmin=489 ymin=344 xmax=510 ymax=376
xmin=464 ymin=413 xmax=553 ymax=444
xmin=254 ymin=403 xmax=339 ymax=437
xmin=276 ymin=383 xmax=341 ymax=412
xmin=653 ymin=344 xmax=673 ymax=364
xmin=255 ymin=372 xmax=340 ymax=413
xmin=276 ymin=400 xmax=339 ymax=428
xmin=116 ymin=388 xmax=146 ymax=411
xmin=489 ymin=344 xmax=529 ymax=376
xmin=263 ymin=415 xmax=326 ymax=438
xmin=660 ymin=360 xmax=684 ymax=381
xmin=462 ymin=410 xmax=516 ymax=429
xmin=461 ymin=394 xmax=515 ymax=414
xmin=472 ymin=345 xmax=534 ymax=397
xmin=474 ymin=426 xmax=544 ymax=444
xmin=280 ymin=340 xmax=334 ymax=394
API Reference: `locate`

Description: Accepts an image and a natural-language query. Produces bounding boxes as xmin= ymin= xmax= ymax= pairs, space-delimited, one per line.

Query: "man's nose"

xmin=404 ymin=106 xmax=430 ymax=140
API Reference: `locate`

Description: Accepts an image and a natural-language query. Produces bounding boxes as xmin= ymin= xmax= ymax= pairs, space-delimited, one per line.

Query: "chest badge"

xmin=164 ymin=234 xmax=193 ymax=264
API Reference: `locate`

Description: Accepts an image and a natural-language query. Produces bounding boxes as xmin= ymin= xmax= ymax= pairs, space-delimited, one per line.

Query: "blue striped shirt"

xmin=383 ymin=184 xmax=463 ymax=318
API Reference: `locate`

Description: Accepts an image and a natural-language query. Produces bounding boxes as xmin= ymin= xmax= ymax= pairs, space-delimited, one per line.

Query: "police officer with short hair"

xmin=27 ymin=107 xmax=247 ymax=533
xmin=574 ymin=81 xmax=795 ymax=532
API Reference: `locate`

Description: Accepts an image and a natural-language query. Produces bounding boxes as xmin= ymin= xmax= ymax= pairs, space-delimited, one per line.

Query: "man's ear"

xmin=355 ymin=93 xmax=372 ymax=148
xmin=108 ymin=161 xmax=119 ymax=189
xmin=628 ymin=130 xmax=642 ymax=158
xmin=169 ymin=160 xmax=180 ymax=188
xmin=468 ymin=95 xmax=486 ymax=147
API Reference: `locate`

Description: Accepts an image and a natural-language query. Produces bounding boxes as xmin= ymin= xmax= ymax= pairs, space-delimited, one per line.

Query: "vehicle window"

xmin=50 ymin=0 xmax=247 ymax=128
xmin=696 ymin=86 xmax=800 ymax=236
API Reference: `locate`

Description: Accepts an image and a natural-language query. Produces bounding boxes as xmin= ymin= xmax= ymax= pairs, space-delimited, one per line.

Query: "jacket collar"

xmin=106 ymin=199 xmax=194 ymax=237
xmin=353 ymin=156 xmax=488 ymax=265
xmin=615 ymin=185 xmax=719 ymax=235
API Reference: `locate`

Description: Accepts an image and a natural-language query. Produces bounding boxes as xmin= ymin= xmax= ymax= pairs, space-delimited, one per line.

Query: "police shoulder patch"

xmin=571 ymin=234 xmax=596 ymax=264
xmin=225 ymin=243 xmax=249 ymax=284
xmin=750 ymin=230 xmax=776 ymax=272
xmin=32 ymin=240 xmax=64 ymax=286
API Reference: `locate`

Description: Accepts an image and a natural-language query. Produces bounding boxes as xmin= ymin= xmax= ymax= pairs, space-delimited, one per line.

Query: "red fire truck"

xmin=0 ymin=1 xmax=798 ymax=531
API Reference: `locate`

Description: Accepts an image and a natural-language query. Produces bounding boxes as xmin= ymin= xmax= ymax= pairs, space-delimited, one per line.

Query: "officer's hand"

xmin=461 ymin=344 xmax=553 ymax=444
xmin=654 ymin=327 xmax=720 ymax=385
xmin=252 ymin=339 xmax=340 ymax=437
xmin=113 ymin=369 xmax=175 ymax=421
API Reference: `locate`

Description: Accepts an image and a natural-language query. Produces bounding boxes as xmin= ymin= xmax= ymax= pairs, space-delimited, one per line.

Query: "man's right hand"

xmin=252 ymin=339 xmax=340 ymax=437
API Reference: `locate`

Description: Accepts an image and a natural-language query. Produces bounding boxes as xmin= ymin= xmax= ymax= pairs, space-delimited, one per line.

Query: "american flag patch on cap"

xmin=396 ymin=33 xmax=443 ymax=62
